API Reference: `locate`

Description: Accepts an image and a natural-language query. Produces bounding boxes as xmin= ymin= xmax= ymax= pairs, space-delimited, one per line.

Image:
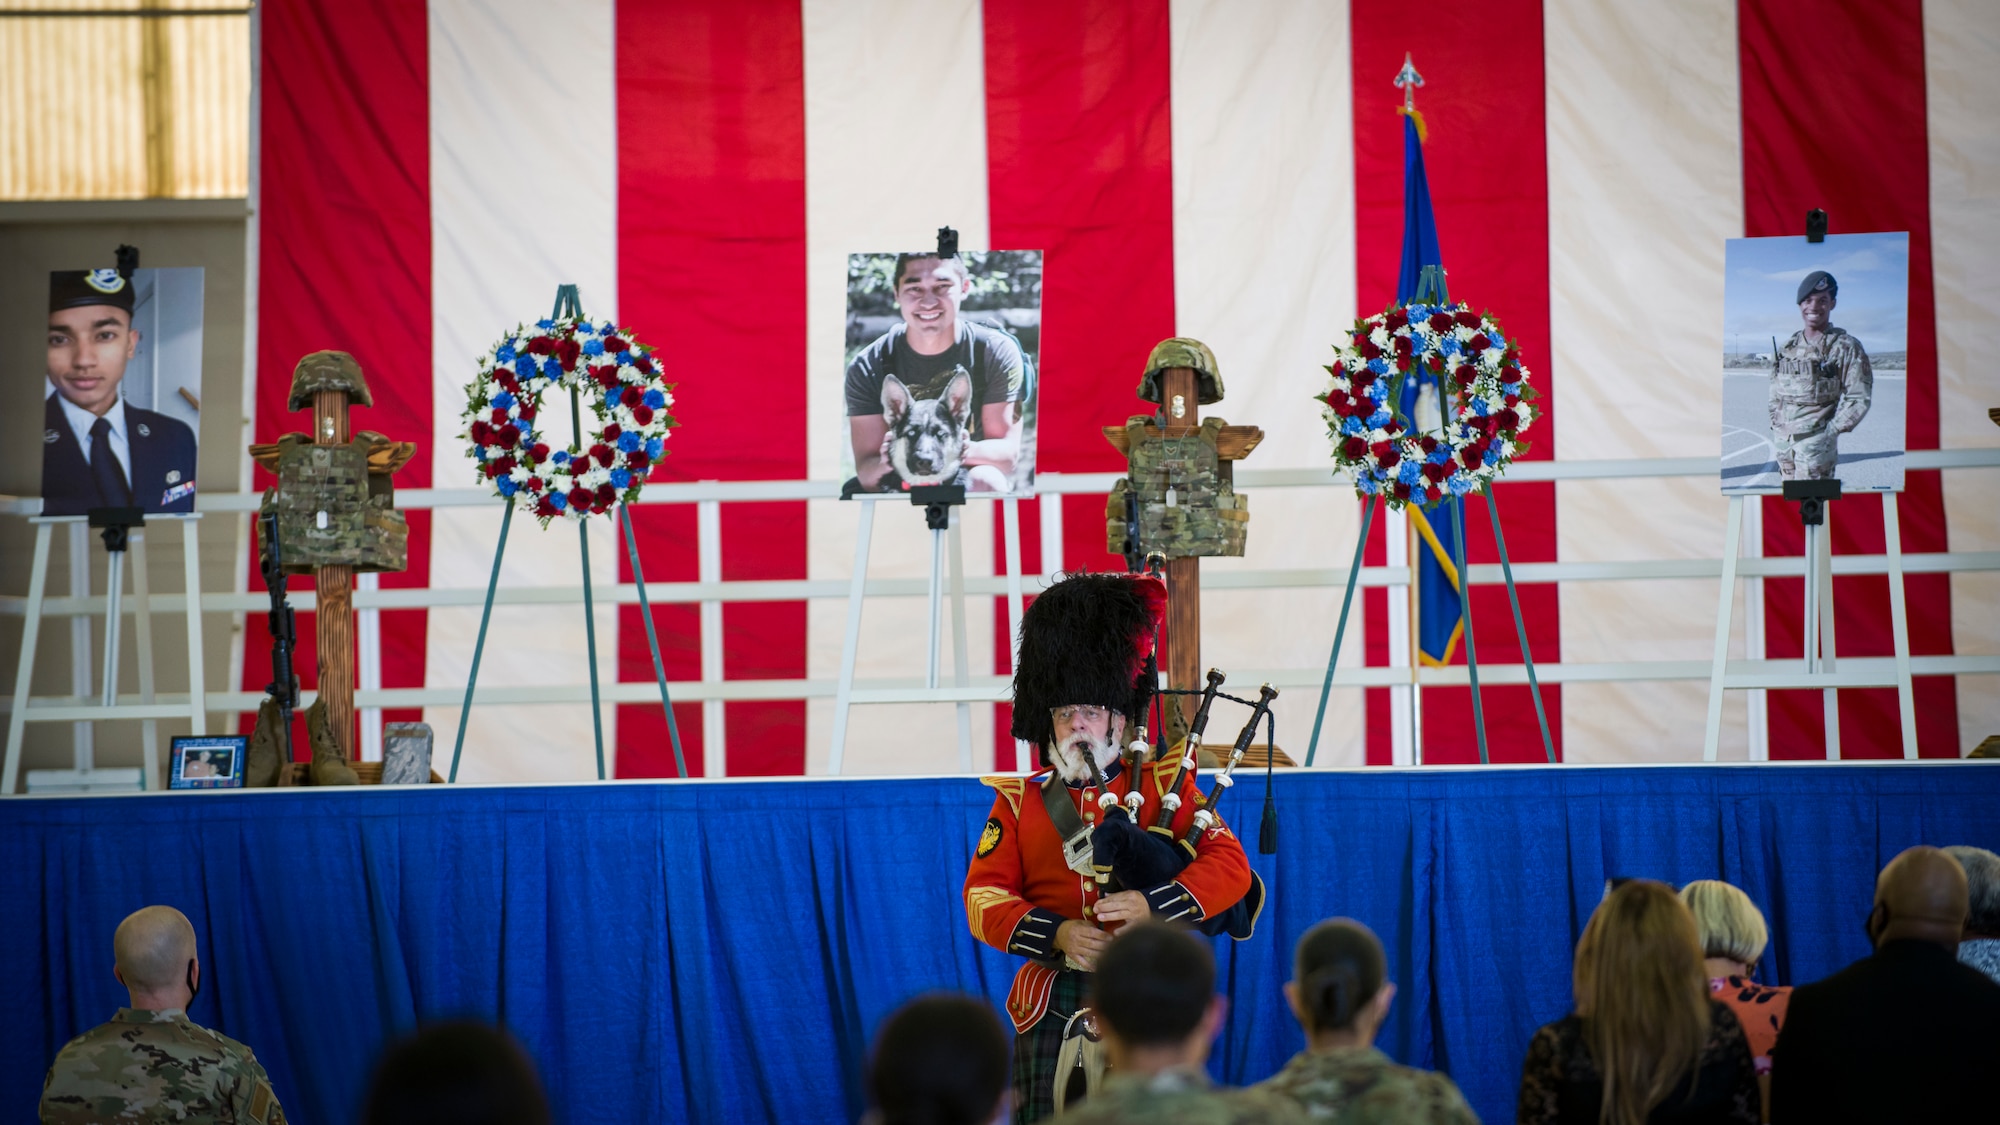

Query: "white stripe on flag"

xmin=1167 ymin=0 xmax=1364 ymax=765
xmin=1544 ymin=0 xmax=1749 ymax=761
xmin=423 ymin=0 xmax=622 ymax=781
xmin=800 ymin=0 xmax=998 ymax=775
xmin=1926 ymin=0 xmax=2000 ymax=749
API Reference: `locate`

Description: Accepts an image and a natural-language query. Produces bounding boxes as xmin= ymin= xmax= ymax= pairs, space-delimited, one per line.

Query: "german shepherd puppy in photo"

xmin=881 ymin=367 xmax=973 ymax=486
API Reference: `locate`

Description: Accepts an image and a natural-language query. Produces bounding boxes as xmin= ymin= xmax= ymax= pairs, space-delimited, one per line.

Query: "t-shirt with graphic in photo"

xmin=844 ymin=319 xmax=1025 ymax=440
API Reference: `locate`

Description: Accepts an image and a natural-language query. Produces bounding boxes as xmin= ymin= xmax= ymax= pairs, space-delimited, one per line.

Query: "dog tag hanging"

xmin=1165 ymin=486 xmax=1178 ymax=508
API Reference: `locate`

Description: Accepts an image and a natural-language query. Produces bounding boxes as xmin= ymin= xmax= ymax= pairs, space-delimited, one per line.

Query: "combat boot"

xmin=244 ymin=699 xmax=286 ymax=787
xmin=304 ymin=697 xmax=360 ymax=786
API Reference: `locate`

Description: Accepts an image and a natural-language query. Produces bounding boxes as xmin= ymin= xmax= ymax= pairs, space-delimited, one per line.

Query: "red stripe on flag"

xmin=983 ymin=0 xmax=1177 ymax=769
xmin=247 ymin=0 xmax=432 ymax=750
xmin=615 ymin=0 xmax=808 ymax=777
xmin=1740 ymin=0 xmax=1957 ymax=758
xmin=1352 ymin=0 xmax=1563 ymax=764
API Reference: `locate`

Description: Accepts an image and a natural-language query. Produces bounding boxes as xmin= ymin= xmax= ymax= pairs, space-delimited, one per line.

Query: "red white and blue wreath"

xmin=1320 ymin=302 xmax=1537 ymax=510
xmin=462 ymin=316 xmax=676 ymax=524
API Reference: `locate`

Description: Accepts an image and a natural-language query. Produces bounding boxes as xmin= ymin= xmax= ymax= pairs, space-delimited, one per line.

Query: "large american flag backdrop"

xmin=246 ymin=0 xmax=1997 ymax=780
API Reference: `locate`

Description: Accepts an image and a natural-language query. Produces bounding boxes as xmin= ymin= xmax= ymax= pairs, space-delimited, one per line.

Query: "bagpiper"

xmin=963 ymin=571 xmax=1258 ymax=1123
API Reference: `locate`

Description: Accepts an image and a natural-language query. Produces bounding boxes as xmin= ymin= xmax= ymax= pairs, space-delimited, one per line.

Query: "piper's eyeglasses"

xmin=1051 ymin=705 xmax=1110 ymax=725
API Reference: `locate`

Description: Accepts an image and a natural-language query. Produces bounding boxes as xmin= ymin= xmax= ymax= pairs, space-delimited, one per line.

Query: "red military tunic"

xmin=963 ymin=754 xmax=1253 ymax=1031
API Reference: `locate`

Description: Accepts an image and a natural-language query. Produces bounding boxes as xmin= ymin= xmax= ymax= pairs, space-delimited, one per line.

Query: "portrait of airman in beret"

xmin=42 ymin=269 xmax=201 ymax=516
xmin=1721 ymin=233 xmax=1908 ymax=494
xmin=1769 ymin=269 xmax=1873 ymax=481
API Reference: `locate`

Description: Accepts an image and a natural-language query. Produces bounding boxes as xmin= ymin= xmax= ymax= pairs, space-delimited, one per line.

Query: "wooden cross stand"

xmin=1102 ymin=367 xmax=1263 ymax=728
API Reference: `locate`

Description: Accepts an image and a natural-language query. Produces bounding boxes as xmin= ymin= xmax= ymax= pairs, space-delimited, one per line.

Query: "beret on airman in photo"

xmin=1796 ymin=270 xmax=1838 ymax=304
xmin=49 ymin=269 xmax=136 ymax=315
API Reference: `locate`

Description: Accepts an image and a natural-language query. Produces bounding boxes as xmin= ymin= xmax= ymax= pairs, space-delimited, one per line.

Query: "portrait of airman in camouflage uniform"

xmin=1770 ymin=270 xmax=1872 ymax=480
xmin=40 ymin=906 xmax=285 ymax=1125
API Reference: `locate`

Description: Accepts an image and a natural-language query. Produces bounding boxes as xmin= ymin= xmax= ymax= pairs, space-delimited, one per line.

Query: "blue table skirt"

xmin=6 ymin=763 xmax=1997 ymax=1124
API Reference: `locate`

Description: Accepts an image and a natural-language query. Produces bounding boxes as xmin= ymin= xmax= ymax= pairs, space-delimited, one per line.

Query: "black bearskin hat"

xmin=1010 ymin=571 xmax=1167 ymax=757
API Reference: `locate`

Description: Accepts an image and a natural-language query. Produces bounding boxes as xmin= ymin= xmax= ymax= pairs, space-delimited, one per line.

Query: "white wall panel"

xmin=1544 ymin=0 xmax=1749 ymax=761
xmin=423 ymin=0 xmax=620 ymax=781
xmin=1926 ymin=0 xmax=2000 ymax=752
xmin=800 ymin=0 xmax=997 ymax=774
xmin=1169 ymin=0 xmax=1362 ymax=765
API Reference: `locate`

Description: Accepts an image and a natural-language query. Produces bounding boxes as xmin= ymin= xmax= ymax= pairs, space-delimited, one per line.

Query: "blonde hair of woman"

xmin=1574 ymin=880 xmax=1712 ymax=1125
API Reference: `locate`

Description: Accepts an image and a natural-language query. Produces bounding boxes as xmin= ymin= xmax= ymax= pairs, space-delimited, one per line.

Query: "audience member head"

xmin=1678 ymin=880 xmax=1770 ymax=978
xmin=1088 ymin=922 xmax=1225 ymax=1075
xmin=1284 ymin=918 xmax=1393 ymax=1050
xmin=864 ymin=992 xmax=1008 ymax=1125
xmin=112 ymin=905 xmax=198 ymax=1011
xmin=1574 ymin=880 xmax=1711 ymax=1125
xmin=361 ymin=1022 xmax=550 ymax=1125
xmin=1941 ymin=846 xmax=2000 ymax=940
xmin=1869 ymin=845 xmax=1969 ymax=951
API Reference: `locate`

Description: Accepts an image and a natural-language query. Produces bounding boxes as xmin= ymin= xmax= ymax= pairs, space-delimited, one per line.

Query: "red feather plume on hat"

xmin=1128 ymin=574 xmax=1167 ymax=683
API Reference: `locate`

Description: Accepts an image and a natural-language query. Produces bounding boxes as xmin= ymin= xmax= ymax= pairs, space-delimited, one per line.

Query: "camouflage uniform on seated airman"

xmin=40 ymin=1008 xmax=285 ymax=1124
xmin=43 ymin=905 xmax=287 ymax=1125
xmin=1057 ymin=1067 xmax=1309 ymax=1125
xmin=1770 ymin=270 xmax=1871 ymax=481
xmin=1257 ymin=1047 xmax=1480 ymax=1125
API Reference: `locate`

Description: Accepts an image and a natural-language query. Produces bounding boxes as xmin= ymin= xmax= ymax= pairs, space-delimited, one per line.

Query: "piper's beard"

xmin=1050 ymin=727 xmax=1123 ymax=785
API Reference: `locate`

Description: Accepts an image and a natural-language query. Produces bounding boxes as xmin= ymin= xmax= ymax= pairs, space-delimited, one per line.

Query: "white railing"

xmin=3 ymin=449 xmax=1997 ymax=775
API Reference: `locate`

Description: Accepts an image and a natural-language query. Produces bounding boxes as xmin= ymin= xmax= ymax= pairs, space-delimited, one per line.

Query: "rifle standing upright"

xmin=258 ymin=512 xmax=299 ymax=772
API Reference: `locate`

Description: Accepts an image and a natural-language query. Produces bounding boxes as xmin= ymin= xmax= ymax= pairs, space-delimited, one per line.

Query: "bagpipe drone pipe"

xmin=1085 ymin=670 xmax=1275 ymax=940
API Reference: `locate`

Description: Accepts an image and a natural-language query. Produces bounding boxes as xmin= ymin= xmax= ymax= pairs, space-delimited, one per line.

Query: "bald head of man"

xmin=1868 ymin=846 xmax=1970 ymax=952
xmin=112 ymin=905 xmax=200 ymax=1010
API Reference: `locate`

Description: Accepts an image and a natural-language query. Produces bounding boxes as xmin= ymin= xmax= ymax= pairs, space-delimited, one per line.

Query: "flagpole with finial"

xmin=1395 ymin=52 xmax=1427 ymax=142
xmin=1396 ymin=51 xmax=1432 ymax=766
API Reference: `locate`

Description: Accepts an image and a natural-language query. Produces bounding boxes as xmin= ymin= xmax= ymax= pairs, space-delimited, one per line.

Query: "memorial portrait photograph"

xmin=42 ymin=267 xmax=206 ymax=516
xmin=1720 ymin=232 xmax=1908 ymax=493
xmin=169 ymin=736 xmax=245 ymax=790
xmin=841 ymin=250 xmax=1041 ymax=495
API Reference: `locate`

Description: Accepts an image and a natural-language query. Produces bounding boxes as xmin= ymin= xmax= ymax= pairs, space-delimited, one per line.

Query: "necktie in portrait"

xmin=89 ymin=416 xmax=132 ymax=507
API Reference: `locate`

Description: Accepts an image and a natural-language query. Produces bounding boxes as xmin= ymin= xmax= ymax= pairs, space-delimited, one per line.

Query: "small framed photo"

xmin=169 ymin=735 xmax=246 ymax=790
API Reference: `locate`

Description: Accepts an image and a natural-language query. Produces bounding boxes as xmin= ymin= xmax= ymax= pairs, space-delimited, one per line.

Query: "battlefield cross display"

xmin=248 ymin=351 xmax=415 ymax=785
xmin=1103 ymin=338 xmax=1263 ymax=729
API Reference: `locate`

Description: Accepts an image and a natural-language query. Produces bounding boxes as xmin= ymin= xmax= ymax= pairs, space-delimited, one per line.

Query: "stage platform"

xmin=7 ymin=763 xmax=1998 ymax=1123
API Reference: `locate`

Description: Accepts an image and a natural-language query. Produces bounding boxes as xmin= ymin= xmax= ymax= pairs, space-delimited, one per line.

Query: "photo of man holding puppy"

xmin=42 ymin=269 xmax=198 ymax=516
xmin=843 ymin=252 xmax=1031 ymax=494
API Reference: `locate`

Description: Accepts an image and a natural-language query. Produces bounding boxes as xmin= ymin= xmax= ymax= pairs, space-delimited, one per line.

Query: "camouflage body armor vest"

xmin=1105 ymin=416 xmax=1248 ymax=558
xmin=260 ymin=433 xmax=409 ymax=573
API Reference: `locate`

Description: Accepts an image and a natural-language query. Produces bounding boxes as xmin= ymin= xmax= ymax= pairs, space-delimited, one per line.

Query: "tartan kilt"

xmin=1012 ymin=969 xmax=1091 ymax=1124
